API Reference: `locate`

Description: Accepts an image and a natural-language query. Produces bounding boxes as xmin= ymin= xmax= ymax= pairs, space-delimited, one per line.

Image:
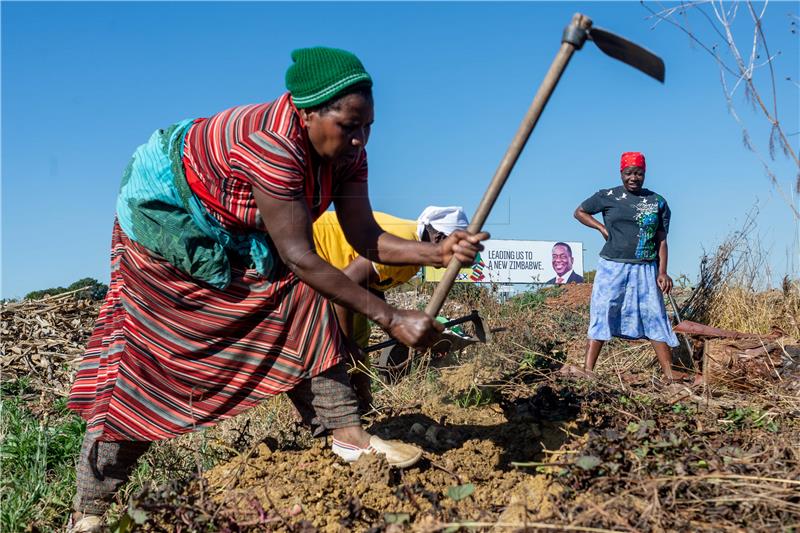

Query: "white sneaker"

xmin=67 ymin=514 xmax=103 ymax=533
xmin=331 ymin=435 xmax=422 ymax=468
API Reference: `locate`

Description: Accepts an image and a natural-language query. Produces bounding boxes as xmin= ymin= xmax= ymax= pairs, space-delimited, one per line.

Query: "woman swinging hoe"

xmin=67 ymin=47 xmax=488 ymax=531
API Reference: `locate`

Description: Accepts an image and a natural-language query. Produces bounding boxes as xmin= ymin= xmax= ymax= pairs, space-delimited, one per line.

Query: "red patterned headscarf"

xmin=620 ymin=152 xmax=646 ymax=171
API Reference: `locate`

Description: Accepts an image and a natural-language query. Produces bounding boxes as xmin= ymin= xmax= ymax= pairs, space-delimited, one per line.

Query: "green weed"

xmin=0 ymin=377 xmax=34 ymax=397
xmin=519 ymin=349 xmax=566 ymax=371
xmin=720 ymin=407 xmax=779 ymax=432
xmin=453 ymin=385 xmax=495 ymax=408
xmin=519 ymin=351 xmax=547 ymax=370
xmin=0 ymin=397 xmax=85 ymax=532
xmin=505 ymin=286 xmax=563 ymax=313
xmin=632 ymin=394 xmax=655 ymax=407
xmin=671 ymin=403 xmax=697 ymax=417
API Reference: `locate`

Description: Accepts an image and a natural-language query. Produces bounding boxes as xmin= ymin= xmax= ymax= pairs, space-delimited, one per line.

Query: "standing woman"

xmin=67 ymin=47 xmax=487 ymax=531
xmin=572 ymin=152 xmax=679 ymax=381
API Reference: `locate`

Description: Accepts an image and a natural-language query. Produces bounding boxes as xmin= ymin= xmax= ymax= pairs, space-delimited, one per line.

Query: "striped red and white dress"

xmin=68 ymin=93 xmax=368 ymax=441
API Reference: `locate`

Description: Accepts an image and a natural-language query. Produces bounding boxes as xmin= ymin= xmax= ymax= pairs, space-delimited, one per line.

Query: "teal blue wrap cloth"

xmin=116 ymin=120 xmax=275 ymax=289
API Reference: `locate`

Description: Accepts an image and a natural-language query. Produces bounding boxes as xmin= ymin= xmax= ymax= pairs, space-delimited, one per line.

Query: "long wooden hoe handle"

xmin=425 ymin=13 xmax=593 ymax=317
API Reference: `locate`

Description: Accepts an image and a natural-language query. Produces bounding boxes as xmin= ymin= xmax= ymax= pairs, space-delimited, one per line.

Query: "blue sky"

xmin=2 ymin=1 xmax=798 ymax=299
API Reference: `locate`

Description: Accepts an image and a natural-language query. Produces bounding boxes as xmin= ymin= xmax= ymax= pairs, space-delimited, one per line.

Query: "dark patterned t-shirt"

xmin=580 ymin=186 xmax=670 ymax=263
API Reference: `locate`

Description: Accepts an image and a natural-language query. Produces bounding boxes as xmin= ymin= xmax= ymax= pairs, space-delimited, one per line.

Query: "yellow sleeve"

xmin=367 ymin=213 xmax=422 ymax=291
xmin=312 ymin=211 xmax=358 ymax=270
xmin=370 ymin=264 xmax=421 ymax=291
xmin=313 ymin=211 xmax=422 ymax=290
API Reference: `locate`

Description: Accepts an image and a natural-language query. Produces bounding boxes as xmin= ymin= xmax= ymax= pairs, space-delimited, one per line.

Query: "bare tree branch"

xmin=642 ymin=0 xmax=800 ymax=218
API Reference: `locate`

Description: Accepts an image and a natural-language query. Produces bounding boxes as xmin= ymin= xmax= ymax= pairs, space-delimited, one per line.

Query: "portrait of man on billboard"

xmin=547 ymin=242 xmax=584 ymax=284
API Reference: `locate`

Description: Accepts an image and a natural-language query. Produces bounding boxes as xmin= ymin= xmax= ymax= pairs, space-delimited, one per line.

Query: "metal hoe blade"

xmin=589 ymin=27 xmax=665 ymax=83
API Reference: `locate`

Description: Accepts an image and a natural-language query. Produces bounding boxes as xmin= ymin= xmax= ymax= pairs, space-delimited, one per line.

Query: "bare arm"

xmin=574 ymin=206 xmax=609 ymax=241
xmin=334 ymin=181 xmax=488 ymax=267
xmin=655 ymin=230 xmax=673 ymax=294
xmin=332 ymin=257 xmax=377 ymax=340
xmin=253 ymin=188 xmax=440 ymax=348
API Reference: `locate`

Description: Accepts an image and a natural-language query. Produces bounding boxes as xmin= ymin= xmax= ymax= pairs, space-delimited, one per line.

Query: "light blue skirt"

xmin=588 ymin=258 xmax=679 ymax=346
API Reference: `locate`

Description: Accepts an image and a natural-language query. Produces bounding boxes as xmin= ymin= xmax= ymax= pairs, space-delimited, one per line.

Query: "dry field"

xmin=2 ymin=274 xmax=798 ymax=532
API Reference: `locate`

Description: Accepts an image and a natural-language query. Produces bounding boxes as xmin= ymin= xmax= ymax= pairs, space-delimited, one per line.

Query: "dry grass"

xmin=707 ymin=279 xmax=800 ymax=337
xmin=680 ymin=207 xmax=798 ymax=338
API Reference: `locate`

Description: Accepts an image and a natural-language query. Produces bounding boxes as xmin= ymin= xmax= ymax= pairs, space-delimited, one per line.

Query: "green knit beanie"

xmin=285 ymin=47 xmax=372 ymax=109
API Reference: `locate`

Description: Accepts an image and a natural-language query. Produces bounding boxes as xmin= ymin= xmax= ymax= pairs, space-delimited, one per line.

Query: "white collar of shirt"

xmin=555 ymin=269 xmax=574 ymax=283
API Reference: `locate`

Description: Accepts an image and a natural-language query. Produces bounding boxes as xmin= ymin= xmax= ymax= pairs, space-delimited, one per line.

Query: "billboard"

xmin=424 ymin=239 xmax=584 ymax=285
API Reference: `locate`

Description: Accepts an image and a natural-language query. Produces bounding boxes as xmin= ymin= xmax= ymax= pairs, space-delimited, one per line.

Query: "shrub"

xmin=24 ymin=278 xmax=107 ymax=301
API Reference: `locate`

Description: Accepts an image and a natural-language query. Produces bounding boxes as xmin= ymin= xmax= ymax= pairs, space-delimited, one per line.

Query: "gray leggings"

xmin=73 ymin=362 xmax=360 ymax=515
